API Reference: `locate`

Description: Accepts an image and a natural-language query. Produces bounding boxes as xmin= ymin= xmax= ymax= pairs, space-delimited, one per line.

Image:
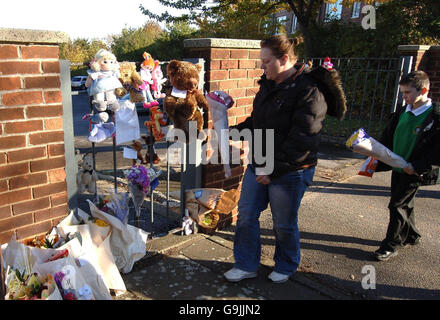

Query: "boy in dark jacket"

xmin=374 ymin=70 xmax=440 ymax=261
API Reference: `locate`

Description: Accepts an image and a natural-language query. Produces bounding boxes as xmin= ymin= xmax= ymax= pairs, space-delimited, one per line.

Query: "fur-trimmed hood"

xmin=303 ymin=64 xmax=347 ymax=121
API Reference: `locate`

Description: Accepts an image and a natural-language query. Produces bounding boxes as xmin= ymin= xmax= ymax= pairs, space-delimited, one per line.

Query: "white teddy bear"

xmin=76 ymin=153 xmax=98 ymax=194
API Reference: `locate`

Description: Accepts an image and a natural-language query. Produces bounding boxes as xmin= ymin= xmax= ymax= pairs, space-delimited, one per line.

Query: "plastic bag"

xmin=206 ymin=91 xmax=235 ymax=178
xmin=87 ymin=200 xmax=149 ymax=274
xmin=57 ymin=210 xmax=126 ymax=295
xmin=358 ymin=156 xmax=378 ymax=177
xmin=115 ymin=99 xmax=141 ymax=145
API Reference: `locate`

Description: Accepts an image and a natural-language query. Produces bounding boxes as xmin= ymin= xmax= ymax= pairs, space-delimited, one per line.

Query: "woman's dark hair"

xmin=260 ymin=34 xmax=303 ymax=61
xmin=399 ymin=70 xmax=430 ymax=91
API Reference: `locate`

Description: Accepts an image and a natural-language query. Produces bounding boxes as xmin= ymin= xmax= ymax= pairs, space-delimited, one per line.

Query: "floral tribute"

xmin=124 ymin=165 xmax=150 ymax=194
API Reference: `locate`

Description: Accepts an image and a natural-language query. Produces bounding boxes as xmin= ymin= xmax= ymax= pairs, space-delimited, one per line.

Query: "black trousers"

xmin=381 ymin=171 xmax=422 ymax=251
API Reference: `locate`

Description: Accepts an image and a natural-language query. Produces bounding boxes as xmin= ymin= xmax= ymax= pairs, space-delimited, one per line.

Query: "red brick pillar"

xmin=184 ymin=38 xmax=262 ymax=192
xmin=0 ymin=28 xmax=69 ymax=244
xmin=398 ymin=45 xmax=440 ymax=102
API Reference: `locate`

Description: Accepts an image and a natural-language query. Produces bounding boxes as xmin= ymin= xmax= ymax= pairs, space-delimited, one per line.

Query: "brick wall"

xmin=398 ymin=45 xmax=440 ymax=102
xmin=184 ymin=39 xmax=261 ymax=193
xmin=0 ymin=28 xmax=69 ymax=244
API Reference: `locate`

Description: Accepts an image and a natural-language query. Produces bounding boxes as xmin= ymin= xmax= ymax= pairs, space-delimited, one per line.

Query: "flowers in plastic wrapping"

xmin=53 ymin=270 xmax=93 ymax=300
xmin=124 ymin=165 xmax=162 ymax=194
xmin=6 ymin=269 xmax=59 ymax=300
xmin=25 ymin=230 xmax=83 ymax=249
xmin=346 ymin=127 xmax=408 ymax=169
xmin=124 ymin=165 xmax=150 ymax=193
xmin=95 ymin=192 xmax=130 ymax=223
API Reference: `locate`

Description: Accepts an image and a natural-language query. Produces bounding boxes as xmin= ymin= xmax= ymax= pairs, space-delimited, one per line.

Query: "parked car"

xmin=71 ymin=76 xmax=88 ymax=90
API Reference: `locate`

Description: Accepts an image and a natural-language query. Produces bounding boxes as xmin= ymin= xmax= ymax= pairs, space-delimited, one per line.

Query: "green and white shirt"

xmin=393 ymin=99 xmax=433 ymax=172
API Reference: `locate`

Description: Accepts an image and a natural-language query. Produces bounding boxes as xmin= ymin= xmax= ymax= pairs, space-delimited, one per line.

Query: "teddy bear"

xmin=142 ymin=135 xmax=160 ymax=165
xmin=163 ymin=60 xmax=209 ymax=140
xmin=115 ymin=61 xmax=145 ymax=103
xmin=76 ymin=153 xmax=98 ymax=194
xmin=130 ymin=140 xmax=146 ymax=165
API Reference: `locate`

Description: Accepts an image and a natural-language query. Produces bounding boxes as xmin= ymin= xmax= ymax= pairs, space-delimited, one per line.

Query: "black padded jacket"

xmin=231 ymin=63 xmax=347 ymax=181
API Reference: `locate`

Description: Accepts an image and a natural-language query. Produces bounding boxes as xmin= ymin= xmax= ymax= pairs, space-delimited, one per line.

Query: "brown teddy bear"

xmin=116 ymin=61 xmax=145 ymax=103
xmin=163 ymin=60 xmax=209 ymax=139
xmin=130 ymin=140 xmax=145 ymax=165
xmin=142 ymin=135 xmax=160 ymax=165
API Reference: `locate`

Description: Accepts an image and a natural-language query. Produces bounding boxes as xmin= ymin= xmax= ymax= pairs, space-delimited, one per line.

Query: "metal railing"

xmin=68 ymin=58 xmax=205 ymax=237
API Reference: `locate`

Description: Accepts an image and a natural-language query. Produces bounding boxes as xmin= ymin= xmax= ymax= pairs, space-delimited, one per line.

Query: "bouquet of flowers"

xmin=124 ymin=165 xmax=150 ymax=219
xmin=95 ymin=192 xmax=130 ymax=224
xmin=54 ymin=270 xmax=93 ymax=300
xmin=5 ymin=269 xmax=62 ymax=300
xmin=346 ymin=128 xmax=408 ymax=169
xmin=125 ymin=165 xmax=150 ymax=194
xmin=25 ymin=229 xmax=82 ymax=249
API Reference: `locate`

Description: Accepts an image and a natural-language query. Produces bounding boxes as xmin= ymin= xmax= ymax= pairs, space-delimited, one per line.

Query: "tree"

xmin=110 ymin=21 xmax=163 ymax=61
xmin=60 ymin=38 xmax=109 ymax=63
xmin=146 ymin=21 xmax=198 ymax=60
xmin=139 ymin=0 xmax=390 ymax=55
xmin=308 ymin=0 xmax=440 ymax=58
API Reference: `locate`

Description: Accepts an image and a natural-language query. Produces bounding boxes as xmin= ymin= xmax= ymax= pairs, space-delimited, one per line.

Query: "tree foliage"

xmin=60 ymin=38 xmax=108 ymax=64
xmin=146 ymin=21 xmax=198 ymax=61
xmin=139 ymin=0 xmax=391 ymax=54
xmin=110 ymin=21 xmax=163 ymax=61
xmin=309 ymin=0 xmax=440 ymax=58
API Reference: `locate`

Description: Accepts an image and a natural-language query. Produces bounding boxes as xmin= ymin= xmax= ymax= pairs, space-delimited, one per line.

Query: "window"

xmin=275 ymin=15 xmax=287 ymax=34
xmin=352 ymin=2 xmax=361 ymax=18
xmin=291 ymin=14 xmax=298 ymax=33
xmin=325 ymin=0 xmax=343 ymax=21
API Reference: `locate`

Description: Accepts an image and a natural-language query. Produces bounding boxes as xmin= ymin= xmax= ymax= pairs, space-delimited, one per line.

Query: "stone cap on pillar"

xmin=184 ymin=38 xmax=261 ymax=49
xmin=0 ymin=28 xmax=69 ymax=45
xmin=398 ymin=45 xmax=432 ymax=53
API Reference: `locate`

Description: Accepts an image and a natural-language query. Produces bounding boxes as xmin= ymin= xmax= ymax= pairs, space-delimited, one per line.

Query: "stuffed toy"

xmin=151 ymin=60 xmax=167 ymax=99
xmin=142 ymin=135 xmax=160 ymax=164
xmin=86 ymin=49 xmax=123 ymax=123
xmin=116 ymin=61 xmax=145 ymax=103
xmin=130 ymin=140 xmax=145 ymax=165
xmin=140 ymin=52 xmax=159 ymax=108
xmin=144 ymin=105 xmax=166 ymax=142
xmin=322 ymin=57 xmax=333 ymax=71
xmin=163 ymin=60 xmax=209 ymax=139
xmin=76 ymin=153 xmax=98 ymax=194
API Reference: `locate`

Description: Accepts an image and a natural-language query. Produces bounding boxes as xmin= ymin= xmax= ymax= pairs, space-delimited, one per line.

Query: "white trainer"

xmin=224 ymin=268 xmax=257 ymax=282
xmin=268 ymin=271 xmax=290 ymax=283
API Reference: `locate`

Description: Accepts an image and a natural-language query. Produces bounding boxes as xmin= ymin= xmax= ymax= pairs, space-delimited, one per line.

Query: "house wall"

xmin=398 ymin=45 xmax=440 ymax=102
xmin=0 ymin=28 xmax=69 ymax=244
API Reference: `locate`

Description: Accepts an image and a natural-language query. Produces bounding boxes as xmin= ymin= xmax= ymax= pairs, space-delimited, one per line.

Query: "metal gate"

xmin=303 ymin=56 xmax=413 ymax=143
xmin=61 ymin=58 xmax=205 ymax=237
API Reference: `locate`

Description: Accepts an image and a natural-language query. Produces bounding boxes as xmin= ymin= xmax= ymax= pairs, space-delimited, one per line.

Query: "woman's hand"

xmin=256 ymin=175 xmax=271 ymax=185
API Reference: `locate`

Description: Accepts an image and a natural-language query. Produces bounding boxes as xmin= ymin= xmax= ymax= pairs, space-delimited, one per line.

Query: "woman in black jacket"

xmin=224 ymin=35 xmax=346 ymax=283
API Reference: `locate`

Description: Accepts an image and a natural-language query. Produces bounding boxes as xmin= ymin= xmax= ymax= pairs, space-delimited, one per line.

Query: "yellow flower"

xmin=94 ymin=219 xmax=108 ymax=227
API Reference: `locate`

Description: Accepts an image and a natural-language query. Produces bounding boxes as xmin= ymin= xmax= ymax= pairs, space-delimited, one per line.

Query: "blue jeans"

xmin=233 ymin=165 xmax=315 ymax=275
